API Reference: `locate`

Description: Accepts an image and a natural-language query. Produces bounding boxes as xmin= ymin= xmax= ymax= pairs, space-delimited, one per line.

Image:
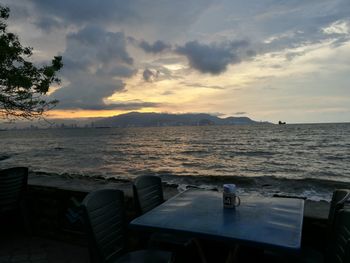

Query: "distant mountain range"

xmin=94 ymin=112 xmax=271 ymax=127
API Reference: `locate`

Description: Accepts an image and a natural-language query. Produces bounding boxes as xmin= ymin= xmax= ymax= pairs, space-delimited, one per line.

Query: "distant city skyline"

xmin=2 ymin=0 xmax=350 ymax=123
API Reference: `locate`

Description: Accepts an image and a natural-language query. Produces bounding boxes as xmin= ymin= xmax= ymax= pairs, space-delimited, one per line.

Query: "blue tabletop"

xmin=130 ymin=189 xmax=304 ymax=253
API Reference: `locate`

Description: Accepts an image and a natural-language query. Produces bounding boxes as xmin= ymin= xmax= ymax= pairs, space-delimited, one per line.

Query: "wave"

xmin=181 ymin=150 xmax=210 ymax=155
xmin=29 ymin=170 xmax=348 ymax=201
xmin=151 ymin=173 xmax=349 ymax=201
xmin=53 ymin=147 xmax=65 ymax=151
xmin=3 ymin=124 xmax=350 ymax=202
xmin=229 ymin=150 xmax=276 ymax=157
xmin=0 ymin=155 xmax=11 ymax=161
xmin=324 ymin=155 xmax=348 ymax=161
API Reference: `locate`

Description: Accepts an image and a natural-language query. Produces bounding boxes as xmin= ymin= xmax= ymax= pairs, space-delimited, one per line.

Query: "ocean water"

xmin=1 ymin=123 xmax=350 ymax=201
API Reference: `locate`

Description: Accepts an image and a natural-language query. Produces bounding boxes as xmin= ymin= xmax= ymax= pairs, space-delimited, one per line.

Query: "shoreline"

xmin=28 ymin=170 xmax=330 ymax=220
xmin=26 ymin=169 xmax=349 ymax=201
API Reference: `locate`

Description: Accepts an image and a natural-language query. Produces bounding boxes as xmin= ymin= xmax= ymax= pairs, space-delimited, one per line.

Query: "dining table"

xmin=129 ymin=189 xmax=304 ymax=255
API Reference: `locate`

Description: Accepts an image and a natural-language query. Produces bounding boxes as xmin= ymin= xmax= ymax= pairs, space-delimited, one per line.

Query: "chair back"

xmin=328 ymin=189 xmax=350 ymax=229
xmin=326 ymin=209 xmax=350 ymax=263
xmin=81 ymin=189 xmax=127 ymax=263
xmin=0 ymin=167 xmax=28 ymax=213
xmin=133 ymin=175 xmax=164 ymax=215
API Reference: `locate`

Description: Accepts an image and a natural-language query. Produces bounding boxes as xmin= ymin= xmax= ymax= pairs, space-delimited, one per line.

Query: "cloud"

xmin=181 ymin=82 xmax=225 ymax=89
xmin=161 ymin=90 xmax=174 ymax=95
xmin=51 ymin=25 xmax=138 ymax=110
xmin=23 ymin=0 xmax=215 ymax=41
xmin=143 ymin=69 xmax=159 ymax=82
xmin=233 ymin=112 xmax=247 ymax=115
xmin=34 ymin=16 xmax=64 ymax=33
xmin=52 ymin=76 xmax=126 ymax=109
xmin=285 ymin=51 xmax=306 ymax=61
xmin=175 ymin=40 xmax=252 ymax=74
xmin=139 ymin=40 xmax=171 ymax=53
xmin=4 ymin=0 xmax=350 ymax=123
xmin=142 ymin=65 xmax=176 ymax=82
xmin=57 ymin=100 xmax=160 ymax=111
xmin=322 ymin=20 xmax=349 ymax=35
xmin=29 ymin=0 xmax=136 ymax=28
xmin=209 ymin=112 xmax=225 ymax=117
xmin=66 ymin=26 xmax=134 ymax=65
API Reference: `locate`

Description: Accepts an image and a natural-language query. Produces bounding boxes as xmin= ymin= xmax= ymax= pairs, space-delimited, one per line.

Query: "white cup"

xmin=223 ymin=184 xmax=240 ymax=208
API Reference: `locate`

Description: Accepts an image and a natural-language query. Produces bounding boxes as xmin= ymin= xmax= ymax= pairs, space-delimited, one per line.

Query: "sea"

xmin=1 ymin=123 xmax=350 ymax=201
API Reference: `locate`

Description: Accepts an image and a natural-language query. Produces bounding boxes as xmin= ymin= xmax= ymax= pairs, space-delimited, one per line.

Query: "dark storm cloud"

xmin=246 ymin=50 xmax=257 ymax=57
xmin=24 ymin=0 xmax=215 ymax=39
xmin=66 ymin=26 xmax=134 ymax=65
xmin=34 ymin=16 xmax=63 ymax=33
xmin=52 ymin=77 xmax=126 ymax=110
xmin=175 ymin=40 xmax=253 ymax=75
xmin=139 ymin=40 xmax=171 ymax=53
xmin=1 ymin=2 xmax=29 ymax=20
xmin=6 ymin=0 xmax=350 ymax=54
xmin=50 ymin=25 xmax=142 ymax=110
xmin=29 ymin=0 xmax=136 ymax=28
xmin=102 ymin=66 xmax=137 ymax=78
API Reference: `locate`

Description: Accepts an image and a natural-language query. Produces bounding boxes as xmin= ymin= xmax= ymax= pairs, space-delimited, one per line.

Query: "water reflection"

xmin=1 ymin=124 xmax=350 ymax=200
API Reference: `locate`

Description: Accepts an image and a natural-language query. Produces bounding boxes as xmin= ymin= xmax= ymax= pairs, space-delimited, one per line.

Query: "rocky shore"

xmin=29 ymin=171 xmax=330 ymax=220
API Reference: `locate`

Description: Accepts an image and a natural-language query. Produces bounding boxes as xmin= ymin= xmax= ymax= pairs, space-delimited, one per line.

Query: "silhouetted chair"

xmin=303 ymin=189 xmax=350 ymax=250
xmin=325 ymin=209 xmax=350 ymax=263
xmin=133 ymin=176 xmax=206 ymax=262
xmin=0 ymin=167 xmax=29 ymax=232
xmin=328 ymin=189 xmax=350 ymax=230
xmin=296 ymin=191 xmax=350 ymax=263
xmin=81 ymin=188 xmax=173 ymax=263
xmin=300 ymin=209 xmax=350 ymax=263
xmin=133 ymin=175 xmax=165 ymax=215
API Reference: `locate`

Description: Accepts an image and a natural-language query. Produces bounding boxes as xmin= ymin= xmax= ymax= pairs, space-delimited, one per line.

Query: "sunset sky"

xmin=3 ymin=0 xmax=350 ymax=123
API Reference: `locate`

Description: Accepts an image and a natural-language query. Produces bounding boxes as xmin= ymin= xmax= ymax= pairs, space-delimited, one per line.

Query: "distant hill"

xmin=94 ymin=112 xmax=270 ymax=127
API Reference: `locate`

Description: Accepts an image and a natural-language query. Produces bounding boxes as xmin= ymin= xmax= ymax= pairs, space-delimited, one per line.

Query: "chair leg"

xmin=192 ymin=238 xmax=208 ymax=263
xmin=19 ymin=199 xmax=32 ymax=235
xmin=225 ymin=244 xmax=239 ymax=263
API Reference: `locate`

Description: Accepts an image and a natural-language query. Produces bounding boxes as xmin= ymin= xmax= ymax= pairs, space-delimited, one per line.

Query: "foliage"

xmin=0 ymin=5 xmax=62 ymax=119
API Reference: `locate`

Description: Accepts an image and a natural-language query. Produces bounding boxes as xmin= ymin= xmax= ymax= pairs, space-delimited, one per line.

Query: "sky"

xmin=2 ymin=0 xmax=350 ymax=123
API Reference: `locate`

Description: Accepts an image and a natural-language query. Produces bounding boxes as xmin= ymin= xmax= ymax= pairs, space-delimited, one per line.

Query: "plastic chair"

xmin=0 ymin=167 xmax=30 ymax=233
xmin=325 ymin=209 xmax=350 ymax=263
xmin=328 ymin=189 xmax=350 ymax=230
xmin=0 ymin=167 xmax=28 ymax=214
xmin=81 ymin=188 xmax=172 ymax=263
xmin=133 ymin=176 xmax=206 ymax=263
xmin=301 ymin=209 xmax=350 ymax=263
xmin=303 ymin=189 xmax=350 ymax=250
xmin=133 ymin=175 xmax=164 ymax=215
